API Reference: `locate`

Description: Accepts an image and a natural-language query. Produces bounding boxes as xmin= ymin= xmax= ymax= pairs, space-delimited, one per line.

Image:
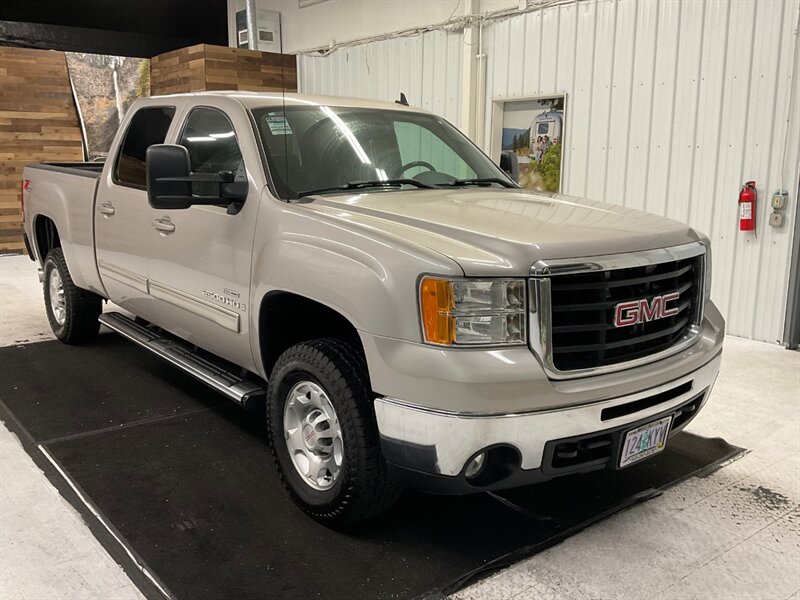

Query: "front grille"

xmin=543 ymin=252 xmax=703 ymax=372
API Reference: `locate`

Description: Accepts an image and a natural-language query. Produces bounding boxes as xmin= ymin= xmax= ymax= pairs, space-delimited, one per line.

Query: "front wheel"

xmin=43 ymin=248 xmax=102 ymax=345
xmin=266 ymin=338 xmax=400 ymax=527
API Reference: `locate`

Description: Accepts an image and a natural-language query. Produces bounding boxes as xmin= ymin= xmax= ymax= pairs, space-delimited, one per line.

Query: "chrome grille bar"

xmin=529 ymin=242 xmax=706 ymax=380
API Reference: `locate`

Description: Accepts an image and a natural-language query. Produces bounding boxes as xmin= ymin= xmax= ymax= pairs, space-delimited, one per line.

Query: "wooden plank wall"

xmin=150 ymin=44 xmax=297 ymax=95
xmin=0 ymin=46 xmax=84 ymax=254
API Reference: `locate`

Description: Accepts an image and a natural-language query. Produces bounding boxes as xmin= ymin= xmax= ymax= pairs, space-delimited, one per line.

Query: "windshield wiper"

xmin=297 ymin=178 xmax=436 ymax=198
xmin=442 ymin=177 xmax=517 ymax=188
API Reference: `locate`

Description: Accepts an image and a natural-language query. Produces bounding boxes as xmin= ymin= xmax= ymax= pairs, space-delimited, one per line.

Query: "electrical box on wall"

xmin=769 ymin=212 xmax=785 ymax=227
xmin=769 ymin=189 xmax=789 ymax=229
xmin=227 ymin=0 xmax=282 ymax=53
xmin=771 ymin=190 xmax=788 ymax=210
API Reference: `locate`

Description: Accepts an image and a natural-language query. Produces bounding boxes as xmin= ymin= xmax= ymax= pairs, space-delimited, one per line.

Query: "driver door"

xmin=146 ymin=105 xmax=260 ymax=369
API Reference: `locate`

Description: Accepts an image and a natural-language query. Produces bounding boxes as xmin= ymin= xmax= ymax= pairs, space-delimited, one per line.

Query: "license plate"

xmin=619 ymin=415 xmax=672 ymax=468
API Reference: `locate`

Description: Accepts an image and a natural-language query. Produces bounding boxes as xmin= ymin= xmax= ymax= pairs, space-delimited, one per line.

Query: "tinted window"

xmin=179 ymin=107 xmax=245 ymax=197
xmin=115 ymin=106 xmax=175 ymax=187
xmin=393 ymin=121 xmax=475 ymax=180
xmin=251 ymin=106 xmax=508 ymax=199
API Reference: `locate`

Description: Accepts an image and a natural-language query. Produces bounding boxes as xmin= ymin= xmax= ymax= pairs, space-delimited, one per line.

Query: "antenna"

xmin=395 ymin=92 xmax=409 ymax=106
xmin=281 ymin=40 xmax=289 ymax=199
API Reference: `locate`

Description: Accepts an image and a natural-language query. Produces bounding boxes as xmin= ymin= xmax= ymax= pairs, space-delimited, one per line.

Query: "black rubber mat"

xmin=0 ymin=337 xmax=743 ymax=600
xmin=0 ymin=335 xmax=225 ymax=442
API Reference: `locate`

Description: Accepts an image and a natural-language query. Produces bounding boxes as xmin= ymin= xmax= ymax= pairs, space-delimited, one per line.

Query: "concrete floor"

xmin=0 ymin=255 xmax=144 ymax=600
xmin=1 ymin=253 xmax=798 ymax=600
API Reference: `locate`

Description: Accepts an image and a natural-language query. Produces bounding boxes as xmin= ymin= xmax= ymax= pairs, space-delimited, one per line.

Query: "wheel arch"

xmin=32 ymin=214 xmax=61 ymax=264
xmin=257 ymin=290 xmax=367 ymax=379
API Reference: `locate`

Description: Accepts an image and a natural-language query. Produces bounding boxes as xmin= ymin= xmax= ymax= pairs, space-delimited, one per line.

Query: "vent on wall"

xmin=238 ymin=28 xmax=275 ymax=46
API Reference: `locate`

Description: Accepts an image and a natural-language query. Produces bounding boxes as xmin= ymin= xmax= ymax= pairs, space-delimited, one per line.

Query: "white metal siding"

xmin=483 ymin=0 xmax=800 ymax=343
xmin=297 ymin=0 xmax=799 ymax=342
xmin=298 ymin=29 xmax=464 ymax=127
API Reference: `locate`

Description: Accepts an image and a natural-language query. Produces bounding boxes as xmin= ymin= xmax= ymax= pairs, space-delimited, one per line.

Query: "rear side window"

xmin=115 ymin=106 xmax=175 ymax=188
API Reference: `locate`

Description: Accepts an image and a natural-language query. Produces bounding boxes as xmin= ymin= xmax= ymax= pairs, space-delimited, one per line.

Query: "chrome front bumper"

xmin=375 ymin=350 xmax=721 ymax=479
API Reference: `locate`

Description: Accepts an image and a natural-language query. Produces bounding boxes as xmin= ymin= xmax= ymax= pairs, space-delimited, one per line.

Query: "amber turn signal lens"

xmin=420 ymin=277 xmax=455 ymax=345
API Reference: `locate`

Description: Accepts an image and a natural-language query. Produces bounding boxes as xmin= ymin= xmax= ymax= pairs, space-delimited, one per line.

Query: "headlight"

xmin=419 ymin=277 xmax=527 ymax=346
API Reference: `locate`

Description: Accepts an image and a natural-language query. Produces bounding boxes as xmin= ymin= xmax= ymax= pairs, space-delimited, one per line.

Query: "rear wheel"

xmin=266 ymin=338 xmax=400 ymax=527
xmin=43 ymin=248 xmax=102 ymax=344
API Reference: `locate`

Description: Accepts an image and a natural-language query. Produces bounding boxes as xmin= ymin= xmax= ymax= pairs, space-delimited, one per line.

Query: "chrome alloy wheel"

xmin=48 ymin=268 xmax=66 ymax=326
xmin=283 ymin=380 xmax=344 ymax=491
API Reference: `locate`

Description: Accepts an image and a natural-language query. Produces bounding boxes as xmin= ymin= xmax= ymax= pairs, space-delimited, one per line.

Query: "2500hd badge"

xmin=203 ymin=289 xmax=246 ymax=312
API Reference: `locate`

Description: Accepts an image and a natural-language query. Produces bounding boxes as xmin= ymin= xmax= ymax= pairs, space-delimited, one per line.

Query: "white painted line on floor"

xmin=37 ymin=444 xmax=173 ymax=600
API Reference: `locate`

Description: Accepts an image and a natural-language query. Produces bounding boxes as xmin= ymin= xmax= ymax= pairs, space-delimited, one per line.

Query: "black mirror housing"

xmin=499 ymin=150 xmax=520 ymax=184
xmin=146 ymin=144 xmax=193 ymax=209
xmin=146 ymin=144 xmax=248 ymax=210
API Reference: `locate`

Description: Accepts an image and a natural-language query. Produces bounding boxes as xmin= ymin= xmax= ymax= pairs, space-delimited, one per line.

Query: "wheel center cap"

xmin=302 ymin=424 xmax=317 ymax=449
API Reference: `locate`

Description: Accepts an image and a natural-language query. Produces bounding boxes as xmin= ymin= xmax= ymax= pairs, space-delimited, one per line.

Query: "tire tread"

xmin=44 ymin=248 xmax=102 ymax=345
xmin=267 ymin=338 xmax=400 ymax=526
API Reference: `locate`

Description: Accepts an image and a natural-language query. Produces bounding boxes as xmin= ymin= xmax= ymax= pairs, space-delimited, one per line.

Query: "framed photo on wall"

xmin=66 ymin=53 xmax=151 ymax=161
xmin=490 ymin=95 xmax=566 ymax=193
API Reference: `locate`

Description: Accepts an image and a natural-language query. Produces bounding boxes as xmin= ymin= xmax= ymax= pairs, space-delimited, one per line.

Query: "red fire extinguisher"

xmin=739 ymin=181 xmax=756 ymax=231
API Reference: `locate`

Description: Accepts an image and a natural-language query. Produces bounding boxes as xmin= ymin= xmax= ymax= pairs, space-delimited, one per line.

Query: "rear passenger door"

xmin=146 ymin=105 xmax=261 ymax=369
xmin=95 ymin=105 xmax=178 ymax=320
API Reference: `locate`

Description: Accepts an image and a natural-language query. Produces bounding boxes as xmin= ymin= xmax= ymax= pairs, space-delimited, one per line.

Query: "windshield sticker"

xmin=265 ymin=114 xmax=292 ymax=136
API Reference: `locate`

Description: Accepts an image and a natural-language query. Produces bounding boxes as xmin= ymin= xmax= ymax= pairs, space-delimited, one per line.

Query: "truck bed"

xmin=27 ymin=162 xmax=104 ymax=179
xmin=22 ymin=160 xmax=105 ymax=295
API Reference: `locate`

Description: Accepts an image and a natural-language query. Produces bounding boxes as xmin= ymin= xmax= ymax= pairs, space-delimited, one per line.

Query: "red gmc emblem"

xmin=614 ymin=292 xmax=680 ymax=327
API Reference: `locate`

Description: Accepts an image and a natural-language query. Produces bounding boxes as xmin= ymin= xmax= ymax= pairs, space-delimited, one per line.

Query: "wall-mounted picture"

xmin=66 ymin=53 xmax=151 ymax=160
xmin=496 ymin=95 xmax=565 ymax=193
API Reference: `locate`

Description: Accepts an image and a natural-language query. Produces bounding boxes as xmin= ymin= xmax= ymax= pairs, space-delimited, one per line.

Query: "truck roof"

xmin=148 ymin=91 xmax=432 ymax=114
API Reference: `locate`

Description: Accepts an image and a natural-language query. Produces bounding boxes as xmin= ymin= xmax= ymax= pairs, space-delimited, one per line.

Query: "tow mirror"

xmin=499 ymin=150 xmax=520 ymax=184
xmin=146 ymin=144 xmax=248 ymax=210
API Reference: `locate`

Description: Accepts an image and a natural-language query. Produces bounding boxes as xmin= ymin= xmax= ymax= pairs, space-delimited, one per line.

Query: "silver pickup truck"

xmin=21 ymin=92 xmax=724 ymax=526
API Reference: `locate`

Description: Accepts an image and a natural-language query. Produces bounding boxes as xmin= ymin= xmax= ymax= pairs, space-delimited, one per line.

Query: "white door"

xmin=95 ymin=105 xmax=179 ymax=320
xmin=146 ymin=105 xmax=261 ymax=369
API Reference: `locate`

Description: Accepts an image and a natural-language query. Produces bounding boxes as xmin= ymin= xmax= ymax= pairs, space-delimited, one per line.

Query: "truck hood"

xmin=302 ymin=188 xmax=704 ymax=276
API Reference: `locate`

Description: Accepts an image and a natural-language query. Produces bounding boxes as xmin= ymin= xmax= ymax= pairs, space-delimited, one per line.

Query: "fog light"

xmin=464 ymin=452 xmax=486 ymax=479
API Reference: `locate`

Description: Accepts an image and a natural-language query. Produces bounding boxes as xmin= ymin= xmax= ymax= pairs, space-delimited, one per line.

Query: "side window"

xmin=179 ymin=107 xmax=245 ymax=197
xmin=393 ymin=121 xmax=476 ymax=180
xmin=115 ymin=106 xmax=175 ymax=188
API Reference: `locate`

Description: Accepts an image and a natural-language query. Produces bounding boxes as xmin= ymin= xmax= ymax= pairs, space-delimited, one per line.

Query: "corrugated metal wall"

xmin=298 ymin=29 xmax=464 ymax=127
xmin=481 ymin=0 xmax=800 ymax=343
xmin=298 ymin=0 xmax=800 ymax=343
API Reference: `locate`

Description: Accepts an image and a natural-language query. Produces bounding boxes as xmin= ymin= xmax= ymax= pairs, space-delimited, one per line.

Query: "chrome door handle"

xmin=152 ymin=218 xmax=176 ymax=234
xmin=98 ymin=202 xmax=115 ymax=216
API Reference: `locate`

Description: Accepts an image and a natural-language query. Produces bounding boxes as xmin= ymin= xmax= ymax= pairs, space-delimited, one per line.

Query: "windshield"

xmin=251 ymin=106 xmax=512 ymax=199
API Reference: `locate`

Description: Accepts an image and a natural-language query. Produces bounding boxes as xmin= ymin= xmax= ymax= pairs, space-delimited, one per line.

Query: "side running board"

xmin=99 ymin=312 xmax=266 ymax=408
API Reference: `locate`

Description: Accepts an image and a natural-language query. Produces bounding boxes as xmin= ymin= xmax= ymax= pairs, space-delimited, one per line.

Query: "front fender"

xmin=248 ymin=197 xmax=462 ymax=374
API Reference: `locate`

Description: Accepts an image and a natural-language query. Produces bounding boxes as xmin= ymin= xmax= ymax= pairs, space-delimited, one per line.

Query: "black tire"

xmin=43 ymin=248 xmax=102 ymax=345
xmin=266 ymin=338 xmax=400 ymax=527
